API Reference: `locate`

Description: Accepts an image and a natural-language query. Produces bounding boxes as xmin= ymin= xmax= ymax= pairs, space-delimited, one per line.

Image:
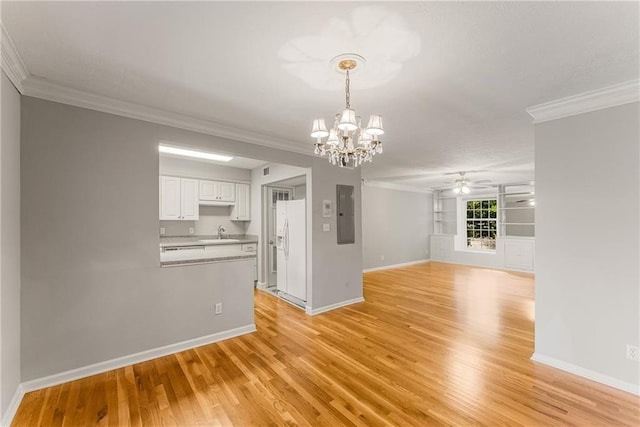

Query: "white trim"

xmin=255 ymin=281 xmax=270 ymax=290
xmin=531 ymin=352 xmax=640 ymax=396
xmin=1 ymin=384 xmax=25 ymax=427
xmin=429 ymin=259 xmax=534 ymax=274
xmin=526 ymin=80 xmax=640 ymax=123
xmin=20 ymin=76 xmax=311 ymax=156
xmin=20 ymin=324 xmax=256 ymax=394
xmin=0 ymin=22 xmax=28 ymax=93
xmin=305 ymin=297 xmax=365 ymax=316
xmin=362 ymin=179 xmax=432 ymax=194
xmin=363 ymin=259 xmax=431 ymax=273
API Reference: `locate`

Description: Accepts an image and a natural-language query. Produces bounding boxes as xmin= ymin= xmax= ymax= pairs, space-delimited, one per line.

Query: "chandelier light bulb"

xmin=338 ymin=109 xmax=358 ymax=131
xmin=311 ymin=119 xmax=329 ymax=138
xmin=326 ymin=128 xmax=339 ymax=145
xmin=462 ymin=186 xmax=470 ymax=194
xmin=365 ymin=115 xmax=384 ymax=136
xmin=359 ymin=131 xmax=373 ymax=146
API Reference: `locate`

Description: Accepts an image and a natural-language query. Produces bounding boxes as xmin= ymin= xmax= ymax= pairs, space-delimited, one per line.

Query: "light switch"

xmin=323 ymin=223 xmax=330 ymax=232
xmin=160 ymin=227 xmax=166 ymax=235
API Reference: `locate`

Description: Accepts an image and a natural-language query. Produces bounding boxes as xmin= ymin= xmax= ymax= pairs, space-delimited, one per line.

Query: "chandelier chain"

xmin=345 ymin=69 xmax=351 ymax=109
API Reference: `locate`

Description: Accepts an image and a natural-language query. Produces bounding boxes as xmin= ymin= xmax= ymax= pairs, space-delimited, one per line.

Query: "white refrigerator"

xmin=276 ymin=199 xmax=306 ymax=302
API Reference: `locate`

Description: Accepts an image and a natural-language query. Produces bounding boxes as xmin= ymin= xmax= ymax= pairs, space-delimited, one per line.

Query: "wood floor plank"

xmin=11 ymin=262 xmax=640 ymax=426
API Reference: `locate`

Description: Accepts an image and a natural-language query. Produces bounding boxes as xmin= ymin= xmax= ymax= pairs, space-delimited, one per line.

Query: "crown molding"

xmin=362 ymin=179 xmax=433 ymax=194
xmin=21 ymin=75 xmax=312 ymax=156
xmin=526 ymin=79 xmax=640 ymax=123
xmin=1 ymin=22 xmax=28 ymax=93
xmin=1 ymin=20 xmax=311 ymax=156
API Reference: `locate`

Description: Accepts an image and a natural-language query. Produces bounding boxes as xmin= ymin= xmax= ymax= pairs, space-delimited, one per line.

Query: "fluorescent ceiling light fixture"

xmin=158 ymin=145 xmax=233 ymax=162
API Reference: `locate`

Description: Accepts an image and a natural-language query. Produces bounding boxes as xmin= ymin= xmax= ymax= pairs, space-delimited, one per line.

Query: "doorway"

xmin=266 ymin=187 xmax=292 ymax=288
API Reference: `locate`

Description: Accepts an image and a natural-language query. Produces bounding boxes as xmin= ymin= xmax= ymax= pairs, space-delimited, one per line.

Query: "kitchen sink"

xmin=198 ymin=239 xmax=241 ymax=244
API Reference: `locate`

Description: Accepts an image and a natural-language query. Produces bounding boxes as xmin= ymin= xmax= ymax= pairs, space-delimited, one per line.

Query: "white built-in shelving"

xmin=497 ymin=183 xmax=535 ymax=237
xmin=432 ymin=191 xmax=458 ymax=235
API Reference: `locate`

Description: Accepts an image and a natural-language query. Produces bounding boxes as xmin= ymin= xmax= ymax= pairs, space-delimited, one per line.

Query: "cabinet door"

xmin=218 ymin=182 xmax=236 ymax=202
xmin=504 ymin=240 xmax=534 ymax=271
xmin=199 ymin=180 xmax=217 ymax=201
xmin=231 ymin=184 xmax=250 ymax=221
xmin=181 ymin=178 xmax=200 ymax=220
xmin=160 ymin=176 xmax=182 ymax=220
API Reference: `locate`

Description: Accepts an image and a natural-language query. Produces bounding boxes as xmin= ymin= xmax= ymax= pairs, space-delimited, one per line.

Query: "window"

xmin=466 ymin=199 xmax=497 ymax=250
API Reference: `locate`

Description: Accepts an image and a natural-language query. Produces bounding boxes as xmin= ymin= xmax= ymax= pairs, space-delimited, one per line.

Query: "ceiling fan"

xmin=434 ymin=171 xmax=493 ymax=194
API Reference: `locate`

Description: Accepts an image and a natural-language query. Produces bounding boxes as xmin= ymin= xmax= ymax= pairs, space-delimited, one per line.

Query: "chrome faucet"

xmin=217 ymin=225 xmax=226 ymax=239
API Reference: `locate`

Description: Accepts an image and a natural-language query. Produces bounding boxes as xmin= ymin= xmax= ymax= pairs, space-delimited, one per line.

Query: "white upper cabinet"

xmin=160 ymin=176 xmax=199 ymax=220
xmin=218 ymin=182 xmax=235 ymax=201
xmin=231 ymin=183 xmax=251 ymax=221
xmin=160 ymin=176 xmax=181 ymax=220
xmin=180 ymin=178 xmax=199 ymax=220
xmin=199 ymin=180 xmax=236 ymax=202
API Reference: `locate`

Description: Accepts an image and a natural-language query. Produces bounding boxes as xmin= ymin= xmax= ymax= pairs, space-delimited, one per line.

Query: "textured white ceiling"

xmin=3 ymin=1 xmax=638 ymax=189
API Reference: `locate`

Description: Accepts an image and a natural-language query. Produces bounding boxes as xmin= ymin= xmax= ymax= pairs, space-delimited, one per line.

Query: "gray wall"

xmin=159 ymin=156 xmax=251 ymax=182
xmin=293 ymin=184 xmax=306 ymax=200
xmin=362 ymin=184 xmax=431 ymax=269
xmin=535 ymin=102 xmax=639 ymax=388
xmin=311 ymin=165 xmax=362 ymax=308
xmin=21 ymin=96 xmax=362 ymax=380
xmin=0 ymin=71 xmax=21 ymax=418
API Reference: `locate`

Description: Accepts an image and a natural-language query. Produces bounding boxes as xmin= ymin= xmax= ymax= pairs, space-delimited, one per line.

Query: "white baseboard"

xmin=1 ymin=384 xmax=25 ymax=427
xmin=430 ymin=259 xmax=534 ymax=274
xmin=531 ymin=352 xmax=640 ymax=396
xmin=20 ymin=324 xmax=256 ymax=395
xmin=362 ymin=259 xmax=430 ymax=273
xmin=306 ymin=297 xmax=365 ymax=316
xmin=255 ymin=281 xmax=269 ymax=290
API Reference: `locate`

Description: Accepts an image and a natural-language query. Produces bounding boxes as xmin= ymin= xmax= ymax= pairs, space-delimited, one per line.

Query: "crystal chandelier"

xmin=310 ymin=55 xmax=384 ymax=167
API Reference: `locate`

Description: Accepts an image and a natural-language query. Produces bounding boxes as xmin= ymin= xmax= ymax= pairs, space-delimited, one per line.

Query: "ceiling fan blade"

xmin=442 ymin=170 xmax=488 ymax=176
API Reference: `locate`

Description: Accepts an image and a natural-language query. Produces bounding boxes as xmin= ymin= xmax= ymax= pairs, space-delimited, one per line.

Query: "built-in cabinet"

xmin=504 ymin=239 xmax=535 ymax=271
xmin=200 ymin=180 xmax=235 ymax=202
xmin=159 ymin=176 xmax=199 ymax=220
xmin=231 ymin=183 xmax=251 ymax=221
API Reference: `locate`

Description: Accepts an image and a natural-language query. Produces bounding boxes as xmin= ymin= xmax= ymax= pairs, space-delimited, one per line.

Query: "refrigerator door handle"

xmin=284 ymin=219 xmax=289 ymax=260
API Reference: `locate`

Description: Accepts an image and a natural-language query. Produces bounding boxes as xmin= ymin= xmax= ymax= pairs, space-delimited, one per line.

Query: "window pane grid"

xmin=466 ymin=198 xmax=497 ymax=251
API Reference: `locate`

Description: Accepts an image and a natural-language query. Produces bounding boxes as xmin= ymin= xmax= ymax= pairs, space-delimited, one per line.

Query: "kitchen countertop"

xmin=159 ymin=234 xmax=258 ymax=267
xmin=160 ymin=248 xmax=255 ymax=267
xmin=160 ymin=234 xmax=258 ymax=248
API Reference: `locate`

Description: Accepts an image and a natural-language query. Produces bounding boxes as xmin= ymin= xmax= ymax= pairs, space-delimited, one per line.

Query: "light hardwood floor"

xmin=12 ymin=262 xmax=640 ymax=426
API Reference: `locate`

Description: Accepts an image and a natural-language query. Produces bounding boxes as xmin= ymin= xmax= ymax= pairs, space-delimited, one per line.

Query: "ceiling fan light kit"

xmin=453 ymin=172 xmax=471 ymax=194
xmin=311 ymin=54 xmax=384 ymax=168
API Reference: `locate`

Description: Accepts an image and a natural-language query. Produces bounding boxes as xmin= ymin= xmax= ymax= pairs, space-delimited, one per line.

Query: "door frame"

xmin=258 ymin=170 xmax=313 ymax=312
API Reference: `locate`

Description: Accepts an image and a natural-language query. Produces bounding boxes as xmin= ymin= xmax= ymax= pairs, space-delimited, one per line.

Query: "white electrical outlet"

xmin=323 ymin=223 xmax=330 ymax=232
xmin=381 ymin=255 xmax=385 ymax=261
xmin=160 ymin=227 xmax=165 ymax=235
xmin=189 ymin=227 xmax=194 ymax=234
xmin=626 ymin=344 xmax=640 ymax=362
xmin=215 ymin=302 xmax=223 ymax=315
